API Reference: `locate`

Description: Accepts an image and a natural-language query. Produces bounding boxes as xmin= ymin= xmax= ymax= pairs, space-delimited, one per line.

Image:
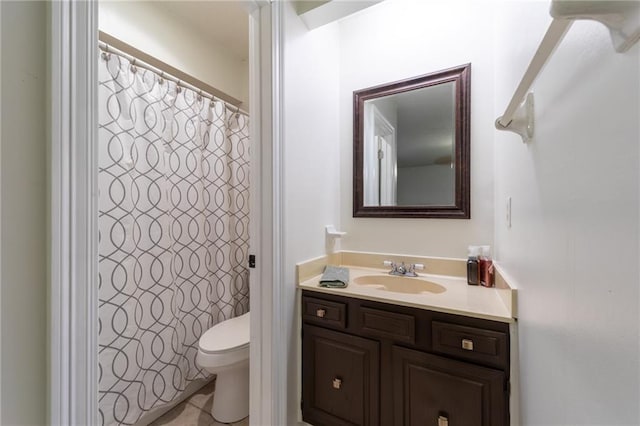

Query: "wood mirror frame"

xmin=353 ymin=64 xmax=471 ymax=218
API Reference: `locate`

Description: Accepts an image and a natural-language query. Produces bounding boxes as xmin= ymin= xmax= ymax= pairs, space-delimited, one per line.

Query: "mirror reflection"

xmin=353 ymin=64 xmax=470 ymax=218
xmin=363 ymin=82 xmax=455 ymax=206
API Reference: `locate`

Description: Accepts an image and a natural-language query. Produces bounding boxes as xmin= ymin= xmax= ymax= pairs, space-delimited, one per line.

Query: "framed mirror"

xmin=353 ymin=64 xmax=470 ymax=218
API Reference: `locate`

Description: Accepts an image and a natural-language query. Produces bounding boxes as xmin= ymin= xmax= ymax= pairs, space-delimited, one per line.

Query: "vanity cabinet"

xmin=301 ymin=291 xmax=510 ymax=426
xmin=302 ymin=325 xmax=380 ymax=426
xmin=392 ymin=346 xmax=505 ymax=426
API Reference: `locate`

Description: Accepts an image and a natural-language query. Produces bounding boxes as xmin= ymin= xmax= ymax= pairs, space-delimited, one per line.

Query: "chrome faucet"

xmin=392 ymin=262 xmax=407 ymax=276
xmin=406 ymin=263 xmax=419 ymax=277
xmin=384 ymin=261 xmax=424 ymax=277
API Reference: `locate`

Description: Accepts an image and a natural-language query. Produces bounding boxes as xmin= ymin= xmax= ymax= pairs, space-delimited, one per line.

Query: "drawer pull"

xmin=316 ymin=308 xmax=326 ymax=318
xmin=461 ymin=338 xmax=474 ymax=351
xmin=332 ymin=378 xmax=342 ymax=389
xmin=438 ymin=415 xmax=449 ymax=426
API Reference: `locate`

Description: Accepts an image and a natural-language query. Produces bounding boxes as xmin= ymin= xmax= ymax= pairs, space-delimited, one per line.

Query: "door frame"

xmin=48 ymin=1 xmax=286 ymax=424
xmin=0 ymin=1 xmax=3 ymax=420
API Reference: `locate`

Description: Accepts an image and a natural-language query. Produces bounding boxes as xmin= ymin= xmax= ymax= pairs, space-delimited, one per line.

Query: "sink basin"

xmin=352 ymin=275 xmax=446 ymax=294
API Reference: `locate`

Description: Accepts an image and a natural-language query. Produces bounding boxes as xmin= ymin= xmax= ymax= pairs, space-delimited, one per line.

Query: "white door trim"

xmin=249 ymin=1 xmax=274 ymax=423
xmin=0 ymin=1 xmax=3 ymax=420
xmin=268 ymin=1 xmax=287 ymax=424
xmin=49 ymin=1 xmax=286 ymax=425
xmin=248 ymin=1 xmax=287 ymax=424
xmin=49 ymin=1 xmax=99 ymax=424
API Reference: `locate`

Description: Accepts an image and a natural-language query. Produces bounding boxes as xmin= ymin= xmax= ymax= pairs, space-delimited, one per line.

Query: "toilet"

xmin=196 ymin=312 xmax=250 ymax=423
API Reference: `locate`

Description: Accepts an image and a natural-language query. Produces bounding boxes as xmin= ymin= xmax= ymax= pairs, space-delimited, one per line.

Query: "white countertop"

xmin=297 ymin=266 xmax=515 ymax=323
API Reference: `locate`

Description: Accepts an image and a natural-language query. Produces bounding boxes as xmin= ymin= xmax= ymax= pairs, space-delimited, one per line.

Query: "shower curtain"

xmin=97 ymin=52 xmax=250 ymax=426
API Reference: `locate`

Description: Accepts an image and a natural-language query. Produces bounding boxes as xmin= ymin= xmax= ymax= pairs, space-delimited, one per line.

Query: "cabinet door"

xmin=392 ymin=346 xmax=506 ymax=426
xmin=302 ymin=324 xmax=380 ymax=426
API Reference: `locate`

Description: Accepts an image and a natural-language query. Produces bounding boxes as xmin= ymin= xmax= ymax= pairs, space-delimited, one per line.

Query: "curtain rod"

xmin=98 ymin=31 xmax=248 ymax=116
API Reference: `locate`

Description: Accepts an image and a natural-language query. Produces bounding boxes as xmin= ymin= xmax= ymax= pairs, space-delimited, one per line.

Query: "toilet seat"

xmin=197 ymin=312 xmax=250 ymax=371
xmin=200 ymin=341 xmax=249 ymax=355
xmin=199 ymin=312 xmax=250 ymax=354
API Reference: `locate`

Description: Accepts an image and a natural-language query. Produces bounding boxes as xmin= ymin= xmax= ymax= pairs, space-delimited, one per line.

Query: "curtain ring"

xmin=101 ymin=44 xmax=111 ymax=61
xmin=176 ymin=81 xmax=182 ymax=93
xmin=158 ymin=71 xmax=165 ymax=85
xmin=197 ymin=90 xmax=203 ymax=102
xmin=130 ymin=58 xmax=137 ymax=74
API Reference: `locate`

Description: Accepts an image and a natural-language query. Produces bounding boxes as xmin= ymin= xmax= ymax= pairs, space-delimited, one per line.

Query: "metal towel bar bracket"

xmin=496 ymin=0 xmax=640 ymax=143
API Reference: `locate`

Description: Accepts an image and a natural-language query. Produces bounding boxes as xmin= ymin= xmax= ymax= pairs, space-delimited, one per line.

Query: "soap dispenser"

xmin=466 ymin=246 xmax=480 ymax=286
xmin=479 ymin=245 xmax=495 ymax=287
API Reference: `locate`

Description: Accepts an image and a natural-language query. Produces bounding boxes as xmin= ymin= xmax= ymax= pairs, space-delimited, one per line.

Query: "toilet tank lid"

xmin=199 ymin=312 xmax=250 ymax=353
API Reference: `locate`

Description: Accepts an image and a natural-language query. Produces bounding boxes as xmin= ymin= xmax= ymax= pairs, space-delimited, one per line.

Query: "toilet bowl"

xmin=196 ymin=312 xmax=250 ymax=423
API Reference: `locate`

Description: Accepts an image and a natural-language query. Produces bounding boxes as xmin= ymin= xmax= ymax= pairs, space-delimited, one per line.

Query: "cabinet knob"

xmin=461 ymin=338 xmax=474 ymax=351
xmin=438 ymin=415 xmax=449 ymax=426
xmin=332 ymin=378 xmax=342 ymax=389
xmin=316 ymin=308 xmax=326 ymax=318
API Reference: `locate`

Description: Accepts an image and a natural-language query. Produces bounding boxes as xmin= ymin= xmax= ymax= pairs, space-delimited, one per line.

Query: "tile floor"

xmin=149 ymin=379 xmax=249 ymax=426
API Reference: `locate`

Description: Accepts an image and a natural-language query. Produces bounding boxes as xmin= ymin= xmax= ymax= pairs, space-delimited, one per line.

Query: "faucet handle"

xmin=384 ymin=260 xmax=401 ymax=275
xmin=404 ymin=263 xmax=424 ymax=277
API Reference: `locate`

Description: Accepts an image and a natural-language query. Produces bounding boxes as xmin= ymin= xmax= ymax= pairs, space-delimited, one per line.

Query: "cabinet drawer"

xmin=432 ymin=321 xmax=508 ymax=369
xmin=359 ymin=306 xmax=415 ymax=344
xmin=302 ymin=296 xmax=347 ymax=329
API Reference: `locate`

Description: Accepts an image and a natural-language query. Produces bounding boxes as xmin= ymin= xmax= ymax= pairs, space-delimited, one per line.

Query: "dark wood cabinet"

xmin=392 ymin=346 xmax=505 ymax=426
xmin=302 ymin=325 xmax=380 ymax=426
xmin=301 ymin=290 xmax=511 ymax=426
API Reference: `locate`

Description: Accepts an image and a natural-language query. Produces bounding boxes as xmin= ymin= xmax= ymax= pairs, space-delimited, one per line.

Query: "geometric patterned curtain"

xmin=97 ymin=51 xmax=250 ymax=426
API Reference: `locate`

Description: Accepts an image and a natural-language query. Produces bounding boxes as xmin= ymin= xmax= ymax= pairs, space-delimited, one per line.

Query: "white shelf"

xmin=496 ymin=0 xmax=640 ymax=143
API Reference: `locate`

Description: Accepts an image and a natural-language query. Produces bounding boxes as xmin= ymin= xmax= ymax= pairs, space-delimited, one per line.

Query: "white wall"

xmin=282 ymin=2 xmax=341 ymax=423
xmin=494 ymin=3 xmax=640 ymax=425
xmin=339 ymin=0 xmax=496 ymax=257
xmin=283 ymin=1 xmax=640 ymax=424
xmin=0 ymin=1 xmax=47 ymax=424
xmin=99 ymin=1 xmax=249 ymax=107
xmin=397 ymin=164 xmax=454 ymax=205
xmin=283 ymin=4 xmax=341 ymax=276
xmin=370 ymin=96 xmax=398 ymax=131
